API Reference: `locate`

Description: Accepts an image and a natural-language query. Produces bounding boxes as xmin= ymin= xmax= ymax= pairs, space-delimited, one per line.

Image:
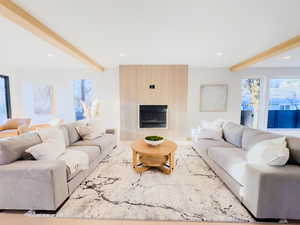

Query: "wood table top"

xmin=131 ymin=139 xmax=177 ymax=156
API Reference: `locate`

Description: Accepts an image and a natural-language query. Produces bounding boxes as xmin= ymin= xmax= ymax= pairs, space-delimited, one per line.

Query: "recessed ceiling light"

xmin=119 ymin=53 xmax=126 ymax=57
xmin=47 ymin=53 xmax=54 ymax=57
xmin=283 ymin=55 xmax=291 ymax=60
xmin=216 ymin=52 xmax=223 ymax=56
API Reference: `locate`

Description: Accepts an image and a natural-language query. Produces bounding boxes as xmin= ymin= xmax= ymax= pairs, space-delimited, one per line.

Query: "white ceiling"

xmin=1 ymin=0 xmax=300 ymax=70
xmin=0 ymin=16 xmax=86 ymax=70
xmin=253 ymin=47 xmax=300 ymax=67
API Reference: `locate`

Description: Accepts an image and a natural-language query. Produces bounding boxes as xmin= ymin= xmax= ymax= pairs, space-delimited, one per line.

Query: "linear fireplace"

xmin=139 ymin=105 xmax=168 ymax=128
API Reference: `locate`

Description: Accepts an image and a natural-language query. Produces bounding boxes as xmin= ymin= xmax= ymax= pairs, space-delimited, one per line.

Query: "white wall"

xmin=187 ymin=68 xmax=241 ymax=133
xmin=1 ymin=68 xmax=120 ymax=131
xmin=2 ymin=67 xmax=243 ymax=139
xmin=3 ymin=66 xmax=300 ymax=139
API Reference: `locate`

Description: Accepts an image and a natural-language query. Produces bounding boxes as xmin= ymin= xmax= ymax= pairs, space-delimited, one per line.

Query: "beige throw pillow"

xmin=37 ymin=127 xmax=66 ymax=146
xmin=197 ymin=119 xmax=225 ymax=141
xmin=27 ymin=127 xmax=67 ymax=161
xmin=26 ymin=143 xmax=65 ymax=160
xmin=76 ymin=121 xmax=105 ymax=140
xmin=197 ymin=127 xmax=223 ymax=141
xmin=247 ymin=137 xmax=290 ymax=166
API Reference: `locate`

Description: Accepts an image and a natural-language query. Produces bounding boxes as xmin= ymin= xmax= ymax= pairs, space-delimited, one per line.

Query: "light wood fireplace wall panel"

xmin=120 ymin=65 xmax=188 ymax=140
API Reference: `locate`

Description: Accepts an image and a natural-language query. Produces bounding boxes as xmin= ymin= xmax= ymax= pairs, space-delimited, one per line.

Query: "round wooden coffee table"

xmin=131 ymin=139 xmax=177 ymax=174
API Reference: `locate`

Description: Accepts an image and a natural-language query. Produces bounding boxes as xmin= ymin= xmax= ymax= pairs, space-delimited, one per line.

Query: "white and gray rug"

xmin=34 ymin=144 xmax=255 ymax=222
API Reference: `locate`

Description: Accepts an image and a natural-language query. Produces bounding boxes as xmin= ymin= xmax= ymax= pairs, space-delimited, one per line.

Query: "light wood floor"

xmin=0 ymin=212 xmax=281 ymax=225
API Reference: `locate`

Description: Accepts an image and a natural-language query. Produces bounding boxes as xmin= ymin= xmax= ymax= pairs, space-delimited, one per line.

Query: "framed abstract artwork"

xmin=33 ymin=85 xmax=54 ymax=115
xmin=200 ymin=84 xmax=228 ymax=112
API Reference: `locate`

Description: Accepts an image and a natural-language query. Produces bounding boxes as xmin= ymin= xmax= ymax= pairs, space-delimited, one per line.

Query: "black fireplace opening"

xmin=139 ymin=105 xmax=168 ymax=128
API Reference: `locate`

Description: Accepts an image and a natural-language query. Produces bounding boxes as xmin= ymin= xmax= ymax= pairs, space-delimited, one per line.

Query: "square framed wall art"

xmin=200 ymin=84 xmax=228 ymax=112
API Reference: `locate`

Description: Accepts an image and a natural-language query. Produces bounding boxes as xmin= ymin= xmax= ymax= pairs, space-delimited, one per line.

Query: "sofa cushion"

xmin=60 ymin=125 xmax=70 ymax=147
xmin=208 ymin=147 xmax=247 ymax=186
xmin=192 ymin=139 xmax=236 ymax=156
xmin=71 ymin=134 xmax=115 ymax=152
xmin=0 ymin=133 xmax=41 ymax=165
xmin=242 ymin=128 xmax=282 ymax=151
xmin=66 ymin=166 xmax=81 ymax=181
xmin=223 ymin=122 xmax=245 ymax=147
xmin=66 ymin=146 xmax=100 ymax=165
xmin=286 ymin=136 xmax=300 ymax=165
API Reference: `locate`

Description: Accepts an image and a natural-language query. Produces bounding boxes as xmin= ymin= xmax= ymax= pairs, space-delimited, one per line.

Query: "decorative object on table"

xmin=144 ymin=136 xmax=165 ymax=146
xmin=80 ymin=99 xmax=101 ymax=120
xmin=200 ymin=84 xmax=228 ymax=112
xmin=131 ymin=139 xmax=177 ymax=174
xmin=33 ymin=85 xmax=54 ymax=115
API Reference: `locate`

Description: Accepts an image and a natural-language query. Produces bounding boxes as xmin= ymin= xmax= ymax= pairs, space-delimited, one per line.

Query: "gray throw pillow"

xmin=223 ymin=122 xmax=245 ymax=147
xmin=0 ymin=133 xmax=41 ymax=165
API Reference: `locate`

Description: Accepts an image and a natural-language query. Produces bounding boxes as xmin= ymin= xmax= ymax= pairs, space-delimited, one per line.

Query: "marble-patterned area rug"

xmin=31 ymin=144 xmax=255 ymax=222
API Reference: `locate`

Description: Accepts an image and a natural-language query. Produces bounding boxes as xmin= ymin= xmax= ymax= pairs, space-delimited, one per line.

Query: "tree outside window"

xmin=0 ymin=75 xmax=11 ymax=123
xmin=240 ymin=78 xmax=261 ymax=128
xmin=73 ymin=80 xmax=92 ymax=120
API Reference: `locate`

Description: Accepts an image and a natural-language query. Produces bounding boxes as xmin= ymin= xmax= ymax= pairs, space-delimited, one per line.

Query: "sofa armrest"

xmin=0 ymin=160 xmax=69 ymax=210
xmin=105 ymin=128 xmax=116 ymax=135
xmin=0 ymin=125 xmax=5 ymax=131
xmin=17 ymin=124 xmax=31 ymax=135
xmin=243 ymin=163 xmax=300 ymax=219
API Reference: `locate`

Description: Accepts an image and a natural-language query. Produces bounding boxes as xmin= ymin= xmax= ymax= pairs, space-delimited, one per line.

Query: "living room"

xmin=1 ymin=0 xmax=300 ymax=225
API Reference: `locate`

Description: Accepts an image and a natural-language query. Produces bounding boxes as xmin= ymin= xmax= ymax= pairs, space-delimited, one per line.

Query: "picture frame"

xmin=200 ymin=84 xmax=228 ymax=112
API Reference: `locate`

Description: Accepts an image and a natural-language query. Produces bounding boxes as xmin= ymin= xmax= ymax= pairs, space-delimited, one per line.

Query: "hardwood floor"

xmin=0 ymin=213 xmax=278 ymax=225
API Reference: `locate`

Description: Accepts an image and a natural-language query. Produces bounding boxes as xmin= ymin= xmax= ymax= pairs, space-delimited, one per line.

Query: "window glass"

xmin=268 ymin=79 xmax=300 ymax=128
xmin=0 ymin=76 xmax=11 ymax=123
xmin=240 ymin=78 xmax=261 ymax=128
xmin=73 ymin=80 xmax=92 ymax=120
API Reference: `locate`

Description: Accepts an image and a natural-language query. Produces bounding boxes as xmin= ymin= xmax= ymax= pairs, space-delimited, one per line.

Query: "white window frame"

xmin=264 ymin=75 xmax=300 ymax=133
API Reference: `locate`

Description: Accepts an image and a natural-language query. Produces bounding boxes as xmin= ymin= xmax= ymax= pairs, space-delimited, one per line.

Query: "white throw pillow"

xmin=87 ymin=119 xmax=106 ymax=134
xmin=197 ymin=119 xmax=225 ymax=141
xmin=76 ymin=120 xmax=105 ymax=140
xmin=37 ymin=127 xmax=66 ymax=146
xmin=247 ymin=137 xmax=290 ymax=166
xmin=197 ymin=127 xmax=223 ymax=141
xmin=26 ymin=143 xmax=65 ymax=160
xmin=199 ymin=119 xmax=225 ymax=129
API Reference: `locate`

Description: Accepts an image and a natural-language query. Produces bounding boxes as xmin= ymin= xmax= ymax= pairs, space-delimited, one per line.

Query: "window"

xmin=73 ymin=80 xmax=92 ymax=121
xmin=240 ymin=78 xmax=261 ymax=128
xmin=0 ymin=75 xmax=11 ymax=123
xmin=268 ymin=79 xmax=300 ymax=128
